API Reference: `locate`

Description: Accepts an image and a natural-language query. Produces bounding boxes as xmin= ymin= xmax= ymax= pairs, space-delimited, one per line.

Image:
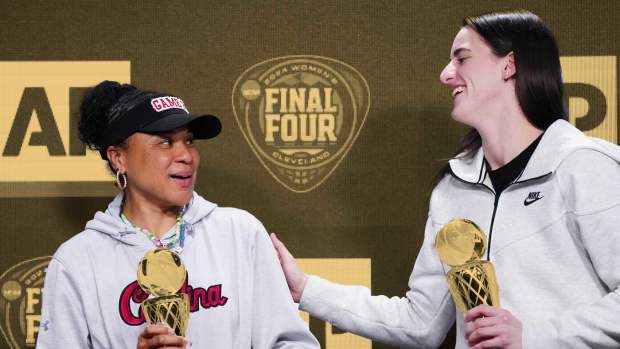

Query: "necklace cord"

xmin=119 ymin=205 xmax=188 ymax=253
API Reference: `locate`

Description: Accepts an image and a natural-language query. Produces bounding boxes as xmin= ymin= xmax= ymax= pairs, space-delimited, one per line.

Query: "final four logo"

xmin=232 ymin=56 xmax=370 ymax=192
xmin=0 ymin=257 xmax=51 ymax=348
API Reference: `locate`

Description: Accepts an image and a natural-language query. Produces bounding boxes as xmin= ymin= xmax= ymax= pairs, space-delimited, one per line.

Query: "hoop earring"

xmin=116 ymin=170 xmax=127 ymax=190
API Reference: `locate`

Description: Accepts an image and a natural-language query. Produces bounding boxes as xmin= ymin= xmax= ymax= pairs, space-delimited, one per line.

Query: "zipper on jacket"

xmin=486 ymin=193 xmax=500 ymax=261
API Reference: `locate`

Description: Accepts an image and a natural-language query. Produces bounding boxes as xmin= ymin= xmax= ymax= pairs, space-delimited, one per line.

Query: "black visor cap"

xmin=98 ymin=94 xmax=222 ymax=159
xmin=140 ymin=112 xmax=222 ymax=139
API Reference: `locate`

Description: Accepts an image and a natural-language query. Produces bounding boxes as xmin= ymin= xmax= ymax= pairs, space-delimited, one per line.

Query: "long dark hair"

xmin=433 ymin=10 xmax=567 ymax=186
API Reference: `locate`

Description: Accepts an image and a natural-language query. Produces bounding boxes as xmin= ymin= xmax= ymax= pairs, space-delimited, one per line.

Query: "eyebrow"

xmin=451 ymin=47 xmax=472 ymax=58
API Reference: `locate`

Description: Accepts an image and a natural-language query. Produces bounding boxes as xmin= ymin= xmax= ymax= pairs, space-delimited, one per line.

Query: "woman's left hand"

xmin=465 ymin=305 xmax=522 ymax=349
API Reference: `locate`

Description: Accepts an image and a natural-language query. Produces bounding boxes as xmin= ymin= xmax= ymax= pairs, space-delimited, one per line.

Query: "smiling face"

xmin=110 ymin=127 xmax=199 ymax=209
xmin=439 ymin=27 xmax=509 ymax=126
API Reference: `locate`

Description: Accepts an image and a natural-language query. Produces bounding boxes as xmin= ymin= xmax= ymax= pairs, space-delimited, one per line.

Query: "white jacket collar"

xmin=448 ymin=119 xmax=614 ymax=185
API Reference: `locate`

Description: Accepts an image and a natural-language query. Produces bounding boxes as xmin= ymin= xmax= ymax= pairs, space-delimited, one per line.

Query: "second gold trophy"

xmin=137 ymin=248 xmax=190 ymax=336
xmin=435 ymin=219 xmax=500 ymax=314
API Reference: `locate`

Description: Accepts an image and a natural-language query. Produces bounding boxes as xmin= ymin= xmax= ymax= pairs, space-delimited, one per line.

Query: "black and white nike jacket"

xmin=299 ymin=119 xmax=620 ymax=348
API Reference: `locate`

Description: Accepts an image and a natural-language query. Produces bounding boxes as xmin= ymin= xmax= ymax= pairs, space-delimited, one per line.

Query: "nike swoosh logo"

xmin=524 ymin=196 xmax=544 ymax=206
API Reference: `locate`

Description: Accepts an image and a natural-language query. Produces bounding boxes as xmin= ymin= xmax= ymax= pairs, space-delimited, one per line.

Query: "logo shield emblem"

xmin=0 ymin=256 xmax=51 ymax=348
xmin=232 ymin=55 xmax=370 ymax=193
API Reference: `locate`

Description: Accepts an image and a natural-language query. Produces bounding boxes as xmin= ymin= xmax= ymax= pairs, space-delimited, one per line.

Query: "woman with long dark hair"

xmin=36 ymin=81 xmax=319 ymax=349
xmin=271 ymin=10 xmax=620 ymax=348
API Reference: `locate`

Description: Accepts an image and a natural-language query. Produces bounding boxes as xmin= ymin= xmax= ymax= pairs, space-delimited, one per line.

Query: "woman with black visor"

xmin=37 ymin=81 xmax=319 ymax=349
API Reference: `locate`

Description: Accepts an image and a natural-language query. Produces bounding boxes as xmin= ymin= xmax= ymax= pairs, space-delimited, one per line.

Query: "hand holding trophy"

xmin=137 ymin=248 xmax=190 ymax=336
xmin=435 ymin=219 xmax=500 ymax=314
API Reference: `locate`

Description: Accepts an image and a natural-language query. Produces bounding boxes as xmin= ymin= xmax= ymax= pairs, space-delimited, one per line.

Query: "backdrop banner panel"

xmin=0 ymin=1 xmax=618 ymax=348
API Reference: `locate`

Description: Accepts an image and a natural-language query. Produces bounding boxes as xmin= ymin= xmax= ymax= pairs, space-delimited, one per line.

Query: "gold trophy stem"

xmin=141 ymin=293 xmax=190 ymax=336
xmin=447 ymin=261 xmax=500 ymax=314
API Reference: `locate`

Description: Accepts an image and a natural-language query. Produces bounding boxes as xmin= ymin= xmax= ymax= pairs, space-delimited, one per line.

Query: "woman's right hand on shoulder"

xmin=270 ymin=233 xmax=308 ymax=303
xmin=137 ymin=324 xmax=191 ymax=349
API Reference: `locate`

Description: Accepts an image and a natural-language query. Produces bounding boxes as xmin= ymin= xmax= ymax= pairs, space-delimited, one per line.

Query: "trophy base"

xmin=141 ymin=293 xmax=190 ymax=336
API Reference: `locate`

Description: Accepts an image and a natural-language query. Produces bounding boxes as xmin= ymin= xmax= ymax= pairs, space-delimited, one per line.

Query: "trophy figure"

xmin=435 ymin=219 xmax=500 ymax=314
xmin=137 ymin=248 xmax=190 ymax=336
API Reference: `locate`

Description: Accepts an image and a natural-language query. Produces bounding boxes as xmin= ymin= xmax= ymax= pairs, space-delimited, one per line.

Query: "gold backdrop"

xmin=0 ymin=1 xmax=618 ymax=348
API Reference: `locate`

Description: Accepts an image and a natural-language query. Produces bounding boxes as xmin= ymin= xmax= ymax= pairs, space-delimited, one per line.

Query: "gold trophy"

xmin=137 ymin=248 xmax=190 ymax=336
xmin=435 ymin=219 xmax=500 ymax=314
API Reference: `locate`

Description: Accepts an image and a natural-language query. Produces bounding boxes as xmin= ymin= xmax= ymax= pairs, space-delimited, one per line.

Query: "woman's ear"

xmin=107 ymin=145 xmax=125 ymax=173
xmin=503 ymin=51 xmax=516 ymax=80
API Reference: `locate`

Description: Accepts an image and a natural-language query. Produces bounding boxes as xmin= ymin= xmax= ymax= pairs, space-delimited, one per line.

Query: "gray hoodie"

xmin=300 ymin=119 xmax=620 ymax=348
xmin=37 ymin=192 xmax=319 ymax=349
